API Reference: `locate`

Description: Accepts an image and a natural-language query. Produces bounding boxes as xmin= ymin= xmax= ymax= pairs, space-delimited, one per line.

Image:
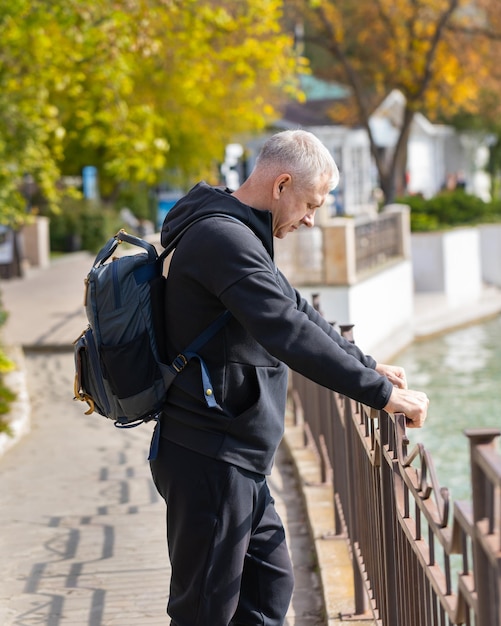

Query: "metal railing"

xmin=289 ymin=370 xmax=501 ymax=626
xmin=355 ymin=211 xmax=405 ymax=275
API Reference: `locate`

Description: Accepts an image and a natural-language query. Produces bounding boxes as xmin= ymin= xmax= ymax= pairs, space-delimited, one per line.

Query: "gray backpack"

xmin=73 ymin=219 xmax=231 ymax=458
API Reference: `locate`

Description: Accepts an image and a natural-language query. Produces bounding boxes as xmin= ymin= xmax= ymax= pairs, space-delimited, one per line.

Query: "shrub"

xmin=0 ymin=298 xmax=15 ymax=436
xmin=48 ymin=197 xmax=122 ymax=253
xmin=397 ymin=190 xmax=501 ymax=232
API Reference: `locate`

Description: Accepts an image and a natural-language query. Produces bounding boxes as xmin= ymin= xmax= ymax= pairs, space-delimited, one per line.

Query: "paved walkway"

xmin=0 ymin=253 xmax=325 ymax=626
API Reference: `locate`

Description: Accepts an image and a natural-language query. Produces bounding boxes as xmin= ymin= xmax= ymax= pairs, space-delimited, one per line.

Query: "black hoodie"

xmin=160 ymin=181 xmax=393 ymax=474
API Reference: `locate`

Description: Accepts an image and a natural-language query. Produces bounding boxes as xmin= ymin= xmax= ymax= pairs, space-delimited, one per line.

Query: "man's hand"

xmin=376 ymin=363 xmax=428 ymax=428
xmin=375 ymin=363 xmax=407 ymax=389
xmin=383 ymin=387 xmax=429 ymax=428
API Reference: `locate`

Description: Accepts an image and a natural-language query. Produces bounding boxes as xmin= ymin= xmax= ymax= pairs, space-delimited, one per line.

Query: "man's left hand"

xmin=375 ymin=363 xmax=408 ymax=389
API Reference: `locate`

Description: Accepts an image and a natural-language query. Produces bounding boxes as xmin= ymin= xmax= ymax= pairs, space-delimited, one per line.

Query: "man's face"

xmin=271 ymin=173 xmax=331 ymax=239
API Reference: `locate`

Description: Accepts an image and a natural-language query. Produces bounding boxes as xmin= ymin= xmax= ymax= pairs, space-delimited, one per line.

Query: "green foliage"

xmin=48 ymin=197 xmax=122 ymax=253
xmin=0 ymin=298 xmax=15 ymax=435
xmin=397 ymin=190 xmax=501 ymax=232
xmin=115 ymin=182 xmax=154 ymax=223
xmin=0 ymin=0 xmax=301 ymax=225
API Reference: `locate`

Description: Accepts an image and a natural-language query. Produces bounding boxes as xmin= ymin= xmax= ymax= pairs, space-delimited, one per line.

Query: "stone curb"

xmin=282 ymin=417 xmax=375 ymax=625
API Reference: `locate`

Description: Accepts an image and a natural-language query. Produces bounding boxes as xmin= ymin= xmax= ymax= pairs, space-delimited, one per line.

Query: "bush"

xmin=48 ymin=197 xmax=122 ymax=254
xmin=397 ymin=190 xmax=501 ymax=232
xmin=115 ymin=181 xmax=154 ymax=222
xmin=0 ymin=298 xmax=15 ymax=436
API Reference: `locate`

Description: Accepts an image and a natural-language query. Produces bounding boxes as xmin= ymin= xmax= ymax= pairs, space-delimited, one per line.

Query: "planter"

xmin=411 ymin=227 xmax=482 ymax=304
xmin=22 ymin=216 xmax=50 ymax=268
xmin=479 ymin=224 xmax=501 ymax=288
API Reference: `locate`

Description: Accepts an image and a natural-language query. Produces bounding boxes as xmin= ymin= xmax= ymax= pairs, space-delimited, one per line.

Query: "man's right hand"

xmin=383 ymin=387 xmax=429 ymax=428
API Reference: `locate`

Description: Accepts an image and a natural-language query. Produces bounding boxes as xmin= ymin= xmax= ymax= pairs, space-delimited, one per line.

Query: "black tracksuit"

xmin=150 ymin=181 xmax=393 ymax=625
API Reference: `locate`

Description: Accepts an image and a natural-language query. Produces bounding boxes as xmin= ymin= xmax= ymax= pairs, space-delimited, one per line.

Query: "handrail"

xmin=354 ymin=212 xmax=404 ymax=275
xmin=289 ymin=370 xmax=501 ymax=625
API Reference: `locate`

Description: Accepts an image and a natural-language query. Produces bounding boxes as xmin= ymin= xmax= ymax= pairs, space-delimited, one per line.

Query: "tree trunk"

xmin=389 ymin=109 xmax=414 ymax=203
xmin=372 ymin=107 xmax=415 ymax=206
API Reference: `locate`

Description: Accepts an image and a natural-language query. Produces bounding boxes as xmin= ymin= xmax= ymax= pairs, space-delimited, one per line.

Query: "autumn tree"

xmin=0 ymin=0 xmax=300 ymax=224
xmin=293 ymin=0 xmax=501 ymax=203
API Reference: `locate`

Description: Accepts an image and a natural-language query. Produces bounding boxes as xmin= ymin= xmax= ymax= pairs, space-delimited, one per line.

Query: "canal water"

xmin=390 ymin=314 xmax=501 ymax=503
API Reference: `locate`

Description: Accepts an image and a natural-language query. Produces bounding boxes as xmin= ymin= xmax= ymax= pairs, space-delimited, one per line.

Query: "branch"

xmin=373 ymin=0 xmax=398 ymax=42
xmin=311 ymin=8 xmax=372 ymax=122
xmin=445 ymin=23 xmax=501 ymax=41
xmin=309 ymin=6 xmax=388 ymax=184
xmin=413 ymin=0 xmax=460 ymax=101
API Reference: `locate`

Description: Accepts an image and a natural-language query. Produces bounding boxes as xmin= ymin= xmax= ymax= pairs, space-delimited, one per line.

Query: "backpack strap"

xmin=115 ymin=229 xmax=158 ymax=262
xmin=162 ymin=214 xmax=245 ymax=408
xmin=169 ymin=310 xmax=232 ymax=410
xmin=181 ymin=309 xmax=232 ymax=354
xmin=92 ymin=235 xmax=121 ymax=268
xmin=154 ymin=215 xmax=243 ymax=460
xmin=122 ymin=311 xmax=232 ymax=463
xmin=92 ymin=229 xmax=158 ymax=268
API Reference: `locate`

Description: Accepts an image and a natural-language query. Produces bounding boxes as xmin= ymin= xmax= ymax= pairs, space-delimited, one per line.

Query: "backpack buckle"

xmin=172 ymin=354 xmax=188 ymax=373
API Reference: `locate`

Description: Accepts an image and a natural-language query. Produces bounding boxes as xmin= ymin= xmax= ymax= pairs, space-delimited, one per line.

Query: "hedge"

xmin=396 ymin=190 xmax=501 ymax=232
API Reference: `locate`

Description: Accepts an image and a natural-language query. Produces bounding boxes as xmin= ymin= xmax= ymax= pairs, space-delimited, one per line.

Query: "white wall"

xmin=443 ymin=228 xmax=482 ymax=304
xmin=411 ymin=232 xmax=445 ymax=291
xmin=408 ymin=138 xmax=437 ymax=199
xmin=297 ymin=260 xmax=414 ymax=361
xmin=480 ymin=224 xmax=501 ymax=287
xmin=411 ymin=228 xmax=482 ymax=305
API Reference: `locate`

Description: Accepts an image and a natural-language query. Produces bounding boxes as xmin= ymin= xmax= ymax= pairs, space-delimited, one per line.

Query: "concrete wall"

xmin=294 ymin=259 xmax=414 ymax=362
xmin=275 ymin=206 xmax=414 ymax=361
xmin=479 ymin=224 xmax=501 ymax=288
xmin=411 ymin=227 xmax=482 ymax=305
xmin=21 ymin=216 xmax=50 ymax=269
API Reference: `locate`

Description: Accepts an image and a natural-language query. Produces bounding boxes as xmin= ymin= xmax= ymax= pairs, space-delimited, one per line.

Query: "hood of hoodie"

xmin=160 ymin=181 xmax=274 ymax=258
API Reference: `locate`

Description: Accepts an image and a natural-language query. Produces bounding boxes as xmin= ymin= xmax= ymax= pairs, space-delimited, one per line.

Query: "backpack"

xmin=73 ymin=217 xmax=232 ymax=458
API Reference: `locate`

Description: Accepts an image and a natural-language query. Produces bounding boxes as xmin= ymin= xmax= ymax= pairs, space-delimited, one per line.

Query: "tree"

xmin=293 ymin=0 xmax=501 ymax=203
xmin=0 ymin=0 xmax=300 ymax=224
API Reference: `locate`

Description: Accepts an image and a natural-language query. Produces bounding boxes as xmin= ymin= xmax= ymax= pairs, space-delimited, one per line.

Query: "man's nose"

xmin=301 ymin=213 xmax=315 ymax=228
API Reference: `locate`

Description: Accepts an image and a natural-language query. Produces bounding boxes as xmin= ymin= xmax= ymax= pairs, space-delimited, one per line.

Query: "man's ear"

xmin=273 ymin=174 xmax=291 ymax=199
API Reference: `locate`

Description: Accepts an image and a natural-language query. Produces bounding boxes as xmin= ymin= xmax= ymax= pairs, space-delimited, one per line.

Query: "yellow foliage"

xmin=306 ymin=0 xmax=501 ymax=121
xmin=0 ymin=0 xmax=302 ymax=221
xmin=299 ymin=0 xmax=501 ymax=203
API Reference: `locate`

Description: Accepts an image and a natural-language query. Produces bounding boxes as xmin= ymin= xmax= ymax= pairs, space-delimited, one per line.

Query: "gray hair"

xmin=254 ymin=130 xmax=339 ymax=191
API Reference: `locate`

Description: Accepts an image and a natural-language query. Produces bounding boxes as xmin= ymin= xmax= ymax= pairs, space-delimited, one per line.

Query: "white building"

xmin=237 ymin=81 xmax=494 ymax=216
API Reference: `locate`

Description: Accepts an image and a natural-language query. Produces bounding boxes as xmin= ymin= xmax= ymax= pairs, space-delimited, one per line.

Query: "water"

xmin=390 ymin=314 xmax=501 ymax=503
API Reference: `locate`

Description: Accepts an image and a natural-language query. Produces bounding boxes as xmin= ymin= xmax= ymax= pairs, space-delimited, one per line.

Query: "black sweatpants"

xmin=150 ymin=437 xmax=294 ymax=626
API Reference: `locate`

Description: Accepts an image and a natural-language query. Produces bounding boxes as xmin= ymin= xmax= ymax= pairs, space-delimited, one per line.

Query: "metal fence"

xmin=289 ymin=370 xmax=501 ymax=626
xmin=355 ymin=212 xmax=404 ymax=275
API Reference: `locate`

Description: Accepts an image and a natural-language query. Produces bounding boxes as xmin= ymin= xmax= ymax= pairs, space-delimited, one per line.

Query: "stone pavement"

xmin=0 ymin=253 xmax=327 ymax=626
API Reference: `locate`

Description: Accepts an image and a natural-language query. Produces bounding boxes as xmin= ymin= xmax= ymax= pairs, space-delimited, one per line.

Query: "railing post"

xmin=382 ymin=203 xmax=411 ymax=260
xmin=330 ymin=395 xmax=349 ymax=536
xmin=377 ymin=411 xmax=399 ymax=626
xmin=343 ymin=397 xmax=369 ymax=616
xmin=465 ymin=428 xmax=501 ymax=626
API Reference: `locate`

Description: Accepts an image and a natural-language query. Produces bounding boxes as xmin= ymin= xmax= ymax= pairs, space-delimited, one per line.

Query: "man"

xmin=150 ymin=129 xmax=429 ymax=626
